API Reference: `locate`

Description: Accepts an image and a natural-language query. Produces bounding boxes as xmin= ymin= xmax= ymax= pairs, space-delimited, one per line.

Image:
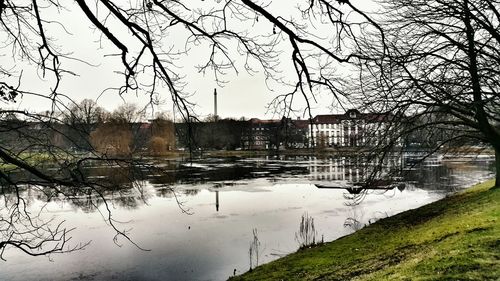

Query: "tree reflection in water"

xmin=0 ymin=154 xmax=493 ymax=261
xmin=0 ymin=159 xmax=187 ymax=259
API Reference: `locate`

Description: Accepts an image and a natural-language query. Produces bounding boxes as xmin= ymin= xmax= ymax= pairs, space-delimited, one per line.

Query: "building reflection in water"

xmin=306 ymin=155 xmax=404 ymax=185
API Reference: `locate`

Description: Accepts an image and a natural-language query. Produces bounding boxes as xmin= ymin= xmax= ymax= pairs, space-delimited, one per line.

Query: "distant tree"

xmin=285 ymin=122 xmax=309 ymax=149
xmin=60 ymin=99 xmax=108 ymax=151
xmin=175 ymin=118 xmax=248 ymax=150
xmin=90 ymin=119 xmax=133 ymax=156
xmin=112 ymin=103 xmax=144 ymax=123
xmin=268 ymin=120 xmax=285 ymax=150
xmin=64 ymin=99 xmax=106 ymax=128
xmin=204 ymin=114 xmax=219 ymax=123
xmin=149 ymin=136 xmax=168 ymax=156
xmin=149 ymin=116 xmax=175 ymax=154
xmin=107 ymin=103 xmax=149 ymax=152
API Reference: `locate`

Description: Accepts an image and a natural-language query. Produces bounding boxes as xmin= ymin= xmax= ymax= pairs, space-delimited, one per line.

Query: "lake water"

xmin=0 ymin=155 xmax=494 ymax=281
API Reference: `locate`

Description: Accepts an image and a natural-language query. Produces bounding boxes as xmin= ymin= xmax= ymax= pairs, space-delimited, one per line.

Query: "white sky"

xmin=0 ymin=0 xmax=379 ymax=120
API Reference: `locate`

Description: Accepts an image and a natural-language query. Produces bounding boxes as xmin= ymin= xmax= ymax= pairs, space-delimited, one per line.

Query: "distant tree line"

xmin=175 ymin=118 xmax=250 ymax=151
xmin=175 ymin=116 xmax=310 ymax=151
xmin=1 ymin=101 xmax=314 ymax=157
xmin=0 ymin=99 xmax=176 ymax=156
xmin=4 ymin=101 xmax=475 ymax=157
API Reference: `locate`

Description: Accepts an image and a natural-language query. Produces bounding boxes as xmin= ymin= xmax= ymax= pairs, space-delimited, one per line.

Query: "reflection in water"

xmin=307 ymin=154 xmax=492 ymax=192
xmin=307 ymin=156 xmax=402 ymax=182
xmin=216 ymin=190 xmax=219 ymax=212
xmin=0 ymin=154 xmax=494 ymax=281
xmin=308 ymin=154 xmax=494 ymax=210
xmin=343 ymin=217 xmax=364 ymax=231
xmin=184 ymin=189 xmax=200 ymax=196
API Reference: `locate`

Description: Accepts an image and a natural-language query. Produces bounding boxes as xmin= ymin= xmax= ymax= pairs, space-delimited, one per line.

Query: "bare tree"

xmin=57 ymin=99 xmax=108 ymax=151
xmin=112 ymin=103 xmax=144 ymax=124
xmin=355 ymin=0 xmax=500 ymax=187
xmin=63 ymin=99 xmax=106 ymax=128
xmin=1 ymin=0 xmax=381 ymax=120
xmin=90 ymin=120 xmax=134 ymax=156
xmin=149 ymin=115 xmax=175 ymax=154
xmin=0 ymin=0 xmax=382 ymax=258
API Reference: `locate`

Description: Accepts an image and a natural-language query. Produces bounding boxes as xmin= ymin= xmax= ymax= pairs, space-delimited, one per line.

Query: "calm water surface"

xmin=0 ymin=155 xmax=494 ymax=281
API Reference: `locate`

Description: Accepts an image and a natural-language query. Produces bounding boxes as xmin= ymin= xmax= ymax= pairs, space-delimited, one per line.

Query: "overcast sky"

xmin=0 ymin=0 xmax=378 ymax=120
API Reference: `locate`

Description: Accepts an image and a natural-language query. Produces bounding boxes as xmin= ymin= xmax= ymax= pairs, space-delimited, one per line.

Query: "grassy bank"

xmin=231 ymin=180 xmax=500 ymax=280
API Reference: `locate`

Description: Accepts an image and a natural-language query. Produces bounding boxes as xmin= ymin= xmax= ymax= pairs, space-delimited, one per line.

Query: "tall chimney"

xmin=214 ymin=88 xmax=218 ymax=118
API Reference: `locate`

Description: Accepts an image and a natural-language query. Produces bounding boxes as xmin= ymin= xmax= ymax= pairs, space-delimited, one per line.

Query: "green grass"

xmin=0 ymin=151 xmax=73 ymax=170
xmin=231 ymin=180 xmax=500 ymax=281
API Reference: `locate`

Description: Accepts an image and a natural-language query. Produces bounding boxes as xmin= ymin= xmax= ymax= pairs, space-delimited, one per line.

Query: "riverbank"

xmin=231 ymin=180 xmax=499 ymax=280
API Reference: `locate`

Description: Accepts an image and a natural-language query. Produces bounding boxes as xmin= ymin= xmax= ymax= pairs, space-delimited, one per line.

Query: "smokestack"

xmin=214 ymin=88 xmax=218 ymax=118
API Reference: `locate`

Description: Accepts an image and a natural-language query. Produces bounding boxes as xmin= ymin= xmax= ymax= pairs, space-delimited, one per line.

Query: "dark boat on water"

xmin=315 ymin=179 xmax=404 ymax=194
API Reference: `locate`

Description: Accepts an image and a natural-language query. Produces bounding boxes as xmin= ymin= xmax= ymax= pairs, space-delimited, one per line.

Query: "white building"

xmin=308 ymin=109 xmax=395 ymax=147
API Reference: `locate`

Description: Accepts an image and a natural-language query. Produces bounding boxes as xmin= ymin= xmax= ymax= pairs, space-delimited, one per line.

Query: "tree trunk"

xmin=495 ymin=147 xmax=500 ymax=188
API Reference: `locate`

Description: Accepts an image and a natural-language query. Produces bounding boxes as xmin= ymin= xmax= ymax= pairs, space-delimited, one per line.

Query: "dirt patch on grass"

xmin=433 ymin=231 xmax=460 ymax=243
xmin=465 ymin=226 xmax=490 ymax=233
